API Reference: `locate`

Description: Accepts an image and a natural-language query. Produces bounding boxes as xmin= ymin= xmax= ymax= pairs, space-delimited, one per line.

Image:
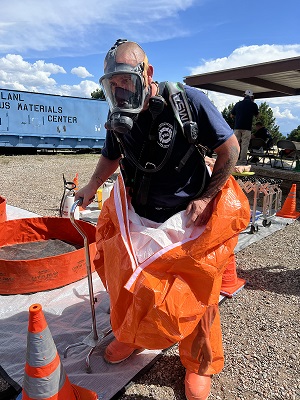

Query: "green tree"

xmin=91 ymin=88 xmax=105 ymax=100
xmin=286 ymin=125 xmax=300 ymax=142
xmin=256 ymin=102 xmax=283 ymax=143
xmin=221 ymin=103 xmax=235 ymax=129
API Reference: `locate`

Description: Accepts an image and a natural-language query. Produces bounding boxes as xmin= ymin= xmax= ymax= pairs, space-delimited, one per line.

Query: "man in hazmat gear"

xmin=76 ymin=39 xmax=250 ymax=400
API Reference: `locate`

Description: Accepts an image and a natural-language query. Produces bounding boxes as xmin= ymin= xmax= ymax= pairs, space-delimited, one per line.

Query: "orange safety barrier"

xmin=0 ymin=196 xmax=7 ymax=223
xmin=22 ymin=304 xmax=98 ymax=400
xmin=220 ymin=254 xmax=246 ymax=298
xmin=276 ymin=183 xmax=300 ymax=219
xmin=0 ymin=217 xmax=96 ymax=295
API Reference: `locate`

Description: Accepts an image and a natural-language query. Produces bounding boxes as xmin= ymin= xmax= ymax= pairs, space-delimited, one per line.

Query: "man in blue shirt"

xmin=231 ymin=90 xmax=259 ymax=164
xmin=76 ymin=39 xmax=249 ymax=400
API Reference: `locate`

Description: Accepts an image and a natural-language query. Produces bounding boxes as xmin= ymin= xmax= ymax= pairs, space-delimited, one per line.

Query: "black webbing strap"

xmin=175 ymin=145 xmax=196 ymax=173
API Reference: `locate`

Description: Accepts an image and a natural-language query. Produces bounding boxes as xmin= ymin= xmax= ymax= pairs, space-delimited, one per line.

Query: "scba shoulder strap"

xmin=165 ymin=81 xmax=199 ymax=144
xmin=159 ymin=82 xmax=208 ymax=173
xmin=161 ymin=81 xmax=208 ymax=152
xmin=161 ymin=82 xmax=209 ymax=198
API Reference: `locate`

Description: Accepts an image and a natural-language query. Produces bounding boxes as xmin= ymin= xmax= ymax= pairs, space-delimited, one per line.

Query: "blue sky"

xmin=1 ymin=0 xmax=300 ymax=135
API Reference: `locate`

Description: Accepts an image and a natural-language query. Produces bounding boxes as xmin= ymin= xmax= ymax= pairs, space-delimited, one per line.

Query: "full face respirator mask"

xmin=99 ymin=39 xmax=151 ymax=134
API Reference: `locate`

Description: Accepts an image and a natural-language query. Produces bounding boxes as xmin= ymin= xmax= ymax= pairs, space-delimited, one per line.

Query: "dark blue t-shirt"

xmin=231 ymin=97 xmax=259 ymax=130
xmin=102 ymin=84 xmax=232 ymax=215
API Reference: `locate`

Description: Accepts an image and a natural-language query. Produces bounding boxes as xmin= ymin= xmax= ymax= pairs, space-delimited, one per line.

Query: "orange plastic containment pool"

xmin=0 ymin=196 xmax=7 ymax=223
xmin=0 ymin=217 xmax=96 ymax=295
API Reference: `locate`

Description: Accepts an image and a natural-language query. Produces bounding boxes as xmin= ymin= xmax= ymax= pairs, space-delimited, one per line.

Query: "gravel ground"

xmin=0 ymin=153 xmax=299 ymax=400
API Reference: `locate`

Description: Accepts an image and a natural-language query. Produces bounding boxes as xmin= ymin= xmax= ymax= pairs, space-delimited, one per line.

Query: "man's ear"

xmin=145 ymin=64 xmax=154 ymax=85
xmin=148 ymin=64 xmax=154 ymax=77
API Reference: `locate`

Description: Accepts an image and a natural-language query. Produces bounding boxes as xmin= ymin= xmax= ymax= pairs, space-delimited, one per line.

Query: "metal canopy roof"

xmin=184 ymin=56 xmax=300 ymax=99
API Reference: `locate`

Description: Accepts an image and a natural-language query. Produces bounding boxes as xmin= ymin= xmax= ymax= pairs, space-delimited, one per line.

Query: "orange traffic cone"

xmin=73 ymin=173 xmax=83 ymax=211
xmin=276 ymin=183 xmax=300 ymax=219
xmin=0 ymin=195 xmax=7 ymax=223
xmin=220 ymin=255 xmax=246 ymax=298
xmin=22 ymin=304 xmax=98 ymax=400
xmin=73 ymin=172 xmax=79 ymax=189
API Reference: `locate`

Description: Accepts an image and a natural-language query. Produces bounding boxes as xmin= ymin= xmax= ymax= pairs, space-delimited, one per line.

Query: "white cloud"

xmin=272 ymin=106 xmax=298 ymax=120
xmin=57 ymin=80 xmax=100 ymax=98
xmin=0 ymin=54 xmax=65 ymax=75
xmin=71 ymin=67 xmax=93 ymax=79
xmin=0 ymin=54 xmax=66 ymax=92
xmin=189 ymin=44 xmax=300 ymax=75
xmin=0 ymin=54 xmax=100 ymax=97
xmin=0 ymin=0 xmax=196 ymax=56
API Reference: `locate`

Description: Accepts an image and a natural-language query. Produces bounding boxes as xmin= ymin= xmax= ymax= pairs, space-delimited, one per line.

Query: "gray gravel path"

xmin=0 ymin=154 xmax=299 ymax=400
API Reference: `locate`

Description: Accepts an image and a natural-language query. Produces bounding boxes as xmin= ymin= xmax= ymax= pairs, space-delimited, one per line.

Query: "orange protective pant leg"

xmin=179 ymin=308 xmax=224 ymax=375
xmin=178 ymin=271 xmax=225 ymax=375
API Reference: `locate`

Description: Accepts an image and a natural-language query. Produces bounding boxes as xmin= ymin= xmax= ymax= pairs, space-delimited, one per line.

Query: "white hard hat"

xmin=244 ymin=89 xmax=254 ymax=97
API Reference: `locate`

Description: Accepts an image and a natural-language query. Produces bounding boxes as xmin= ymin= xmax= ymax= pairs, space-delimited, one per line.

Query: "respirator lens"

xmin=100 ymin=72 xmax=143 ymax=112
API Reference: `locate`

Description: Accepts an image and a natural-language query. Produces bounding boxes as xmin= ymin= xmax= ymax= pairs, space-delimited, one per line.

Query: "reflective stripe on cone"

xmin=22 ymin=304 xmax=98 ymax=400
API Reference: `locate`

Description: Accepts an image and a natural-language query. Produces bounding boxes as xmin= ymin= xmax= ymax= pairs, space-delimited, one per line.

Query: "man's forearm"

xmin=90 ymin=155 xmax=121 ymax=190
xmin=201 ymin=141 xmax=239 ymax=202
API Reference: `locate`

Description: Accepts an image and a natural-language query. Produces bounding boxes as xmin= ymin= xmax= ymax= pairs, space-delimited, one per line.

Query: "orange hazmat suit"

xmin=94 ymin=174 xmax=250 ymax=374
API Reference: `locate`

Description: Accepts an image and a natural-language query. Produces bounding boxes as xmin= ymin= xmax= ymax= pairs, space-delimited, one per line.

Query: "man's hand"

xmin=185 ymin=197 xmax=214 ymax=227
xmin=75 ymin=182 xmax=98 ymax=209
xmin=185 ymin=135 xmax=240 ymax=227
xmin=74 ymin=155 xmax=120 ymax=209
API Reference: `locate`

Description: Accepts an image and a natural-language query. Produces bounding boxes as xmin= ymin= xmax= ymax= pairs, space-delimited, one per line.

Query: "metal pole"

xmin=70 ymin=199 xmax=98 ymax=341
